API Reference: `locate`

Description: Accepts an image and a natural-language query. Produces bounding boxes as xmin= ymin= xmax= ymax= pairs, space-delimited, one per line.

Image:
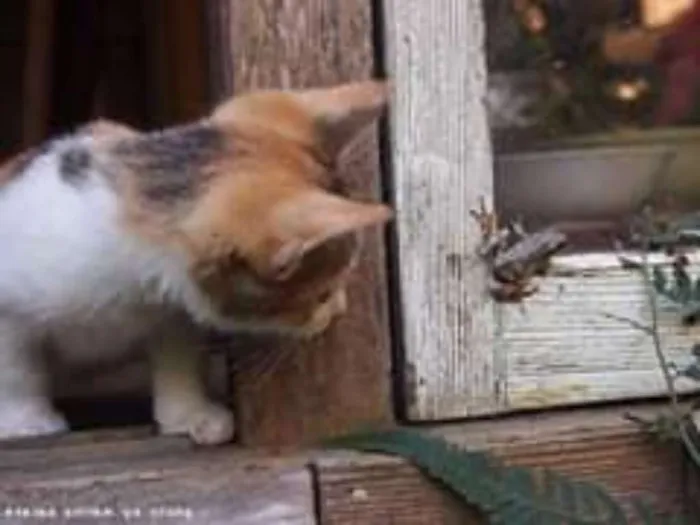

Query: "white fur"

xmin=0 ymin=135 xmax=234 ymax=444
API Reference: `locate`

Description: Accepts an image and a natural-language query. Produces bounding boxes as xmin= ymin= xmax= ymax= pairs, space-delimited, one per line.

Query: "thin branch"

xmin=638 ymin=229 xmax=700 ymax=467
xmin=601 ymin=312 xmax=654 ymax=335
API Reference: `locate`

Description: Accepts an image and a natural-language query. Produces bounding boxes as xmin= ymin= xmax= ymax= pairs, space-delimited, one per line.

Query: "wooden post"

xmin=146 ymin=0 xmax=209 ymax=127
xmin=22 ymin=0 xmax=54 ymax=148
xmin=382 ymin=0 xmax=502 ymax=420
xmin=209 ymin=0 xmax=393 ymax=446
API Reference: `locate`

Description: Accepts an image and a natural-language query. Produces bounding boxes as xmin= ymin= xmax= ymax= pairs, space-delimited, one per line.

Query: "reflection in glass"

xmin=487 ymin=0 xmax=700 ymax=251
xmin=486 ymin=0 xmax=700 ymax=151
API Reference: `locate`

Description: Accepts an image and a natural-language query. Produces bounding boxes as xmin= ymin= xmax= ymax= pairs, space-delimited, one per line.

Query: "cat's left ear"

xmin=262 ymin=190 xmax=392 ymax=281
xmin=296 ymin=80 xmax=389 ymax=157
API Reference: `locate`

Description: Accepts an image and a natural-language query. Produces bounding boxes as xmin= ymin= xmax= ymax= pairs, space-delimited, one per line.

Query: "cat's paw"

xmin=157 ymin=402 xmax=235 ymax=446
xmin=0 ymin=404 xmax=68 ymax=440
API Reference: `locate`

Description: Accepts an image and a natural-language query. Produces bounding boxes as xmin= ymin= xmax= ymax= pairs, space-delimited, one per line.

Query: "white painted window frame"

xmin=383 ymin=0 xmax=700 ymax=422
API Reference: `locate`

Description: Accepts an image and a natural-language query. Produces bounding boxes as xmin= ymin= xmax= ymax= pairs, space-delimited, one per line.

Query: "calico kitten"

xmin=0 ymin=81 xmax=392 ymax=445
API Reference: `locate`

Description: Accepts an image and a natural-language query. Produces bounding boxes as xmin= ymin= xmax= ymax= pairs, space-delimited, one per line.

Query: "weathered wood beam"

xmin=382 ymin=0 xmax=501 ymax=420
xmin=210 ymin=0 xmax=393 ymax=445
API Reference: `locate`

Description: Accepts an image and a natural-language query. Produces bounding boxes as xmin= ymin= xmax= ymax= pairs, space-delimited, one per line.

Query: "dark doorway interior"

xmin=0 ymin=0 xmax=213 ymax=430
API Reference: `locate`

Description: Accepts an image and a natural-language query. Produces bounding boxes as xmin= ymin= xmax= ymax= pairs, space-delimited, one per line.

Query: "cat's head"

xmin=144 ymin=81 xmax=392 ymax=336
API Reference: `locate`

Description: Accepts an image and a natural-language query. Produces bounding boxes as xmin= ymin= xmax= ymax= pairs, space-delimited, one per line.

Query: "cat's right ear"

xmin=260 ymin=190 xmax=393 ymax=281
xmin=295 ymin=80 xmax=390 ymax=158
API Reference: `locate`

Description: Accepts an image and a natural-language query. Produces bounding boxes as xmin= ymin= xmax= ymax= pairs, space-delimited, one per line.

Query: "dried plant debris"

xmin=470 ymin=198 xmax=568 ymax=303
xmin=618 ymin=209 xmax=700 ymax=325
xmin=624 ymin=206 xmax=700 ymax=253
xmin=624 ymin=410 xmax=690 ymax=444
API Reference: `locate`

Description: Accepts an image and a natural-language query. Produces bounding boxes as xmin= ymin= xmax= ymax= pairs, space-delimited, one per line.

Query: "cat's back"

xmin=0 ymin=127 xmax=152 ymax=318
xmin=0 ymin=133 xmax=116 ymax=237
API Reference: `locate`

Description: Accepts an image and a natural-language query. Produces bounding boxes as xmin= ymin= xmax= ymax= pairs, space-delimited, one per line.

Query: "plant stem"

xmin=640 ymin=242 xmax=700 ymax=467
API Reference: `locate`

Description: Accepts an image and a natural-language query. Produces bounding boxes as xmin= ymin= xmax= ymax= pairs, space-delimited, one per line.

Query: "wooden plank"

xmin=22 ymin=0 xmax=54 ymax=147
xmin=146 ymin=0 xmax=209 ymax=126
xmin=210 ymin=0 xmax=393 ymax=445
xmin=162 ymin=0 xmax=208 ymax=123
xmin=0 ymin=405 xmax=691 ymax=524
xmin=318 ymin=458 xmax=480 ymax=524
xmin=317 ymin=403 xmax=690 ymax=524
xmin=0 ymin=435 xmax=317 ymax=525
xmin=0 ymin=428 xmax=190 ymax=473
xmin=206 ymin=0 xmax=232 ymax=103
xmin=382 ymin=0 xmax=501 ymax=420
xmin=499 ymin=251 xmax=700 ymax=411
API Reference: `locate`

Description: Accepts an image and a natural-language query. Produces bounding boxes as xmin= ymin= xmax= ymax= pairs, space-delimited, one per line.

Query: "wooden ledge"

xmin=0 ymin=428 xmax=316 ymax=525
xmin=317 ymin=402 xmax=693 ymax=523
xmin=0 ymin=402 xmax=693 ymax=524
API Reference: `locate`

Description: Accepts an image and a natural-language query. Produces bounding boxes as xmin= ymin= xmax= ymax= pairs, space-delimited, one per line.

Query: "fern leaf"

xmin=667 ymin=510 xmax=692 ymax=525
xmin=653 ymin=266 xmax=667 ymax=294
xmin=632 ymin=499 xmax=659 ymax=525
xmin=578 ymin=482 xmax=627 ymax=524
xmin=327 ymin=430 xmax=625 ymax=524
xmin=328 ymin=429 xmax=691 ymax=525
xmin=672 ymin=265 xmax=693 ymax=304
xmin=693 ymin=276 xmax=700 ymax=302
xmin=634 ymin=498 xmax=692 ymax=525
xmin=680 ymin=362 xmax=700 ymax=382
xmin=552 ymin=471 xmax=579 ymax=520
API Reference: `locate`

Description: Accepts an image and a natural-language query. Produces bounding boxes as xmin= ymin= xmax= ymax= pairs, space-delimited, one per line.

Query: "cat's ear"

xmin=262 ymin=190 xmax=392 ymax=281
xmin=296 ymin=80 xmax=389 ymax=157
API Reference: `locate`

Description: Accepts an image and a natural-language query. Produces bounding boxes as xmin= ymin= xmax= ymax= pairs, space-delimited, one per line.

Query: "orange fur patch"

xmin=94 ymin=82 xmax=392 ymax=333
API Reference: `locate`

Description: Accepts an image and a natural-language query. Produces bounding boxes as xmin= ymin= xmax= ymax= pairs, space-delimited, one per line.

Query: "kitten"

xmin=0 ymin=81 xmax=392 ymax=445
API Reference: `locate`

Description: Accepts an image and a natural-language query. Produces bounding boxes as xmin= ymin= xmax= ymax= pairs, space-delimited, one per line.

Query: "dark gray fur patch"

xmin=112 ymin=123 xmax=225 ymax=207
xmin=59 ymin=147 xmax=92 ymax=184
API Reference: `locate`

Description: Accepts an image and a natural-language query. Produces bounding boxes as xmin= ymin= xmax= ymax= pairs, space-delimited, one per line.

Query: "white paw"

xmin=157 ymin=402 xmax=235 ymax=446
xmin=0 ymin=405 xmax=68 ymax=440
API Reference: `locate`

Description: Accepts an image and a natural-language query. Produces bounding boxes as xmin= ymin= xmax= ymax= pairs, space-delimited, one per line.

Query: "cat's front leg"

xmin=151 ymin=326 xmax=234 ymax=446
xmin=0 ymin=318 xmax=67 ymax=440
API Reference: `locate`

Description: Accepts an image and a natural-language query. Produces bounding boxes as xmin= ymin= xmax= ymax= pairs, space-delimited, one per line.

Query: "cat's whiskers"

xmin=245 ymin=346 xmax=297 ymax=390
xmin=194 ymin=339 xmax=296 ymax=391
xmin=193 ymin=339 xmax=287 ymax=373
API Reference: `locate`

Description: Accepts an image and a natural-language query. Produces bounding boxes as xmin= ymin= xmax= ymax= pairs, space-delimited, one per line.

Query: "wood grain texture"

xmin=206 ymin=0 xmax=232 ymax=103
xmin=146 ymin=0 xmax=209 ymax=126
xmin=22 ymin=0 xmax=54 ymax=148
xmin=318 ymin=458 xmax=480 ymax=525
xmin=499 ymin=252 xmax=700 ymax=411
xmin=318 ymin=403 xmax=691 ymax=524
xmin=0 ymin=404 xmax=691 ymax=524
xmin=212 ymin=0 xmax=392 ymax=445
xmin=382 ymin=0 xmax=501 ymax=420
xmin=0 ymin=431 xmax=316 ymax=525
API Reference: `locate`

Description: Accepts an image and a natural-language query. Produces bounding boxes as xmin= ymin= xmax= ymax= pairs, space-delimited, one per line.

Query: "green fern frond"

xmin=649 ymin=263 xmax=700 ymax=322
xmin=327 ymin=429 xmax=690 ymax=525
